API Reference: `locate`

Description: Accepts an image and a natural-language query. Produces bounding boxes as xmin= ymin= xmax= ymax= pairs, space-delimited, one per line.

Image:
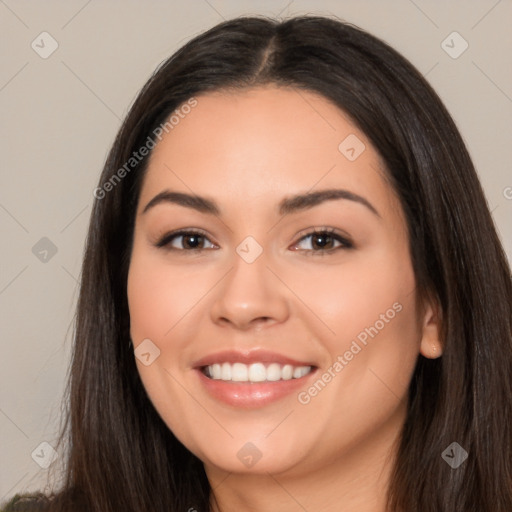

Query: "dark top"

xmin=1 ymin=493 xmax=49 ymax=512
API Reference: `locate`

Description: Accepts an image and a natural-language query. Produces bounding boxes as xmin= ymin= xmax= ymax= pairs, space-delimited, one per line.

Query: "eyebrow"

xmin=142 ymin=188 xmax=380 ymax=217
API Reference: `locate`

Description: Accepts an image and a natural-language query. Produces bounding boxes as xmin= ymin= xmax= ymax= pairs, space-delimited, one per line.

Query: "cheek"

xmin=343 ymin=261 xmax=420 ymax=396
xmin=293 ymin=250 xmax=417 ymax=348
xmin=127 ymin=256 xmax=167 ymax=344
xmin=295 ymin=259 xmax=420 ymax=442
xmin=127 ymin=250 xmax=202 ymax=348
xmin=301 ymin=248 xmax=420 ymax=398
xmin=126 ymin=251 xmax=207 ymax=440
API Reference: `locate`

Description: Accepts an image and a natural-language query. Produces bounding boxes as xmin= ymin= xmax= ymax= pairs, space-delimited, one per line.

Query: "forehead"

xmin=138 ymin=85 xmax=394 ymax=217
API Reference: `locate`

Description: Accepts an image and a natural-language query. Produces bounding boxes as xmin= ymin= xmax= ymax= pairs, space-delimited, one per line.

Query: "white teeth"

xmin=293 ymin=366 xmax=310 ymax=379
xmin=282 ymin=364 xmax=293 ymax=380
xmin=203 ymin=362 xmax=313 ymax=382
xmin=212 ymin=363 xmax=221 ymax=379
xmin=266 ymin=363 xmax=281 ymax=381
xmin=231 ymin=362 xmax=248 ymax=382
xmin=221 ymin=362 xmax=232 ymax=380
xmin=248 ymin=363 xmax=267 ymax=382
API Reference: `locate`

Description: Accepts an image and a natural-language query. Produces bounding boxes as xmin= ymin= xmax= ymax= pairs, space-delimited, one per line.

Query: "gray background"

xmin=1 ymin=0 xmax=511 ymax=501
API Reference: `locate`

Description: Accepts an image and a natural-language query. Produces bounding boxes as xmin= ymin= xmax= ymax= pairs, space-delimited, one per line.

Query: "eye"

xmin=155 ymin=227 xmax=353 ymax=255
xmin=155 ymin=229 xmax=217 ymax=251
xmin=290 ymin=228 xmax=353 ymax=255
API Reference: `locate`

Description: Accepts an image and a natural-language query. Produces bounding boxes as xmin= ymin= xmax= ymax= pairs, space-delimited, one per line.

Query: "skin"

xmin=127 ymin=85 xmax=442 ymax=512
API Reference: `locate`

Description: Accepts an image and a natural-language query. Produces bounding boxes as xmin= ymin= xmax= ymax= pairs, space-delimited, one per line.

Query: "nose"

xmin=209 ymin=248 xmax=290 ymax=331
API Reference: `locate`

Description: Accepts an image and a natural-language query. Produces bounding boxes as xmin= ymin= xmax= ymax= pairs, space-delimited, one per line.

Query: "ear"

xmin=419 ymin=295 xmax=443 ymax=359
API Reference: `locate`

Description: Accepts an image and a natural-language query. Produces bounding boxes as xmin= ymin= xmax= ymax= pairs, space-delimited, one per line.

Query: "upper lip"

xmin=192 ymin=349 xmax=317 ymax=369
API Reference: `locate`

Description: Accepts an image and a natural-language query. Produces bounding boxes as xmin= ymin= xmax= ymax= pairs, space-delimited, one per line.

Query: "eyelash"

xmin=155 ymin=227 xmax=353 ymax=256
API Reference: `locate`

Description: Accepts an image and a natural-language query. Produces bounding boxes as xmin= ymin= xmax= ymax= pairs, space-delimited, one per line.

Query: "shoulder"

xmin=1 ymin=493 xmax=50 ymax=512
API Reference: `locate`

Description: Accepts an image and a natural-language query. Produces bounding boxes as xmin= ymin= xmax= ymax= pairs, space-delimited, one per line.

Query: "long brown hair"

xmin=4 ymin=14 xmax=512 ymax=512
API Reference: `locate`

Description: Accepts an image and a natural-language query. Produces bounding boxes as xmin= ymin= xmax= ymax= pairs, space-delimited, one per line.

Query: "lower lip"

xmin=195 ymin=368 xmax=316 ymax=408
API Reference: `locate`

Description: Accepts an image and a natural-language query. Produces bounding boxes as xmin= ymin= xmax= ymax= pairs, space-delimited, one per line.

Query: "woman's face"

xmin=127 ymin=85 xmax=440 ymax=478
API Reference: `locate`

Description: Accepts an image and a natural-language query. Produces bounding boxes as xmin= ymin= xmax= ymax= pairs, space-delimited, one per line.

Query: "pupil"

xmin=314 ymin=234 xmax=331 ymax=249
xmin=186 ymin=235 xmax=201 ymax=248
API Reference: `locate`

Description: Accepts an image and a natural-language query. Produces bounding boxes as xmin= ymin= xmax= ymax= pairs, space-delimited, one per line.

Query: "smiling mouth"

xmin=201 ymin=362 xmax=314 ymax=383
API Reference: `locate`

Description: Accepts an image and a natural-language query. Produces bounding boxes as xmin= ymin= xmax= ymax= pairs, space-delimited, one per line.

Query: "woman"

xmin=3 ymin=14 xmax=511 ymax=512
